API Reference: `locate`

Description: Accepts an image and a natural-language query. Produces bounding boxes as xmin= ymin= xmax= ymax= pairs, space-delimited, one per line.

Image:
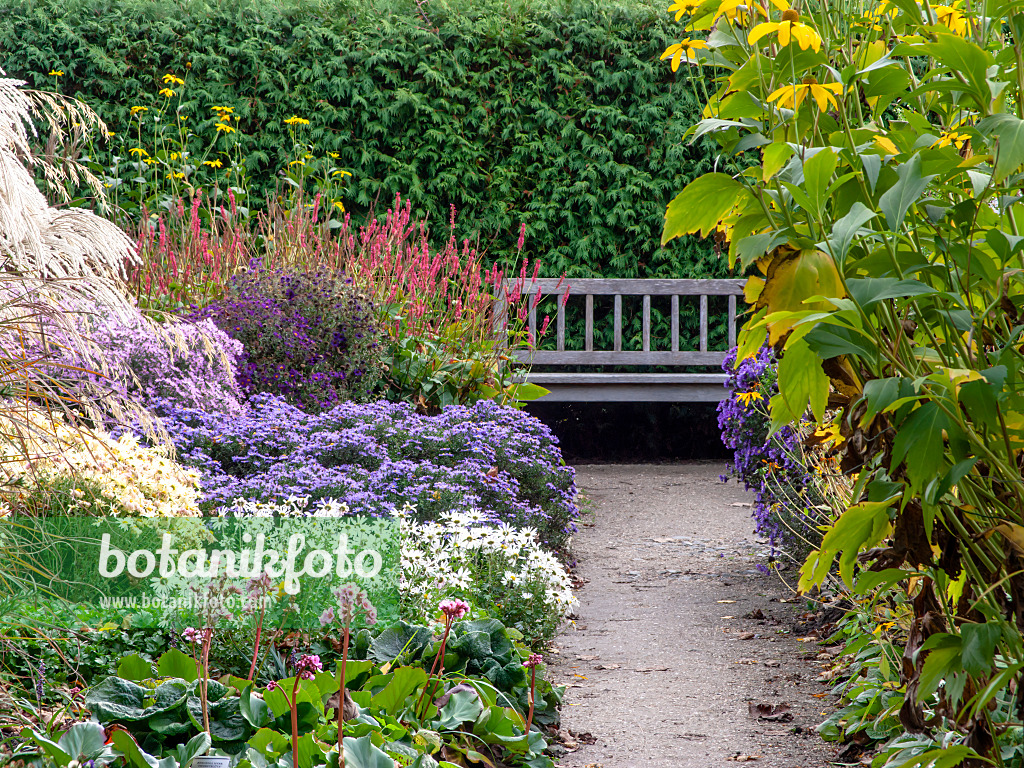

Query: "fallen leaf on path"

xmin=652 ymin=536 xmax=676 ymax=543
xmin=763 ymin=660 xmax=780 ymax=667
xmin=726 ymin=754 xmax=762 ymax=762
xmin=736 ymin=658 xmax=759 ymax=665
xmin=594 ymin=663 xmax=621 ymax=670
xmin=576 ymin=655 xmax=600 ymax=661
xmin=796 ymin=636 xmax=819 ymax=642
xmin=812 ymin=692 xmax=829 ymax=698
xmin=721 ymin=615 xmax=735 ymax=620
xmin=717 ymin=599 xmax=737 ymax=604
xmin=634 ymin=667 xmax=670 ymax=673
xmin=730 ymin=502 xmax=752 ymax=508
xmin=744 ymin=608 xmax=766 ymax=620
xmin=748 ymin=702 xmax=793 ymax=722
xmin=736 ymin=632 xmax=756 ymax=640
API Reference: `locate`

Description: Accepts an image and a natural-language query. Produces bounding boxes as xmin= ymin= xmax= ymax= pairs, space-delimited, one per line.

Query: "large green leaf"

xmin=918 ymin=33 xmax=993 ymax=109
xmin=57 ymin=722 xmax=109 ymax=764
xmin=878 ymin=153 xmax=934 ymax=230
xmin=800 ymin=499 xmax=894 ymax=589
xmin=370 ymin=667 xmax=428 ymax=714
xmin=85 ymin=677 xmax=150 ymax=722
xmin=117 ymin=654 xmax=154 ymax=683
xmin=341 ymin=735 xmax=395 ymax=768
xmin=961 ymin=623 xmax=1002 ymax=677
xmin=436 ymin=690 xmax=483 ymax=730
xmin=771 ymin=341 xmax=829 ymax=429
xmin=157 ymin=649 xmax=199 ymax=682
xmin=369 ymin=623 xmax=432 ymax=664
xmin=662 ymin=173 xmax=749 ymax=243
xmin=824 ymin=203 xmax=876 ymax=262
xmin=977 ymin=113 xmax=1024 ymax=182
xmin=890 ymin=402 xmax=950 ymax=488
xmin=846 ymin=277 xmax=937 ymax=308
xmin=802 ymin=147 xmax=837 ymax=220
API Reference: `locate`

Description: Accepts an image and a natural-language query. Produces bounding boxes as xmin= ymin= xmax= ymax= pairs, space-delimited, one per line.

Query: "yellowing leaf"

xmin=744 ymin=275 xmax=765 ymax=304
xmin=994 ymin=523 xmax=1024 ymax=555
xmin=754 ymin=246 xmax=845 ymax=345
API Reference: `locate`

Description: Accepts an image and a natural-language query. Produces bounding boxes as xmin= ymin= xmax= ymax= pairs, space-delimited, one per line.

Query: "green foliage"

xmin=664 ymin=0 xmax=1024 ymax=761
xmin=2 ymin=0 xmax=725 ymax=280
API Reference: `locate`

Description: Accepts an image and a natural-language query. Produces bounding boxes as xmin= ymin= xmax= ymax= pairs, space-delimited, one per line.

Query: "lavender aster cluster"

xmin=717 ymin=346 xmax=810 ymax=544
xmin=155 ymin=394 xmax=578 ymax=550
xmin=190 ymin=263 xmax=382 ymax=411
xmin=42 ymin=300 xmax=244 ymax=415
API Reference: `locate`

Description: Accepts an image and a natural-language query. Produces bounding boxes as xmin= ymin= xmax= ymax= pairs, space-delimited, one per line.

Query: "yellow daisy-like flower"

xmin=736 ymin=390 xmax=763 ymax=405
xmin=144 ymin=157 xmax=155 ymax=166
xmin=166 ymin=172 xmax=185 ymax=180
xmin=202 ymin=159 xmax=224 ymax=168
xmin=933 ymin=4 xmax=968 ymax=35
xmin=667 ymin=0 xmax=704 ymax=20
xmin=289 ymin=159 xmax=306 ymax=167
xmin=767 ymin=78 xmax=842 ymax=112
xmin=660 ymin=38 xmax=710 ymax=71
xmin=874 ymin=134 xmax=900 ymax=154
xmin=130 ymin=105 xmax=148 ymax=115
xmin=214 ymin=123 xmax=236 ymax=134
xmin=48 ymin=69 xmax=64 ymax=77
xmin=328 ymin=152 xmax=340 ymax=159
xmin=332 ymin=169 xmax=353 ymax=178
xmin=714 ymin=0 xmax=767 ymax=23
xmin=162 ymin=73 xmax=185 ymax=86
xmin=748 ymin=8 xmax=822 ymax=51
xmin=211 ymin=105 xmax=234 ymax=114
xmin=932 ymin=130 xmax=970 ymax=150
xmin=129 ymin=147 xmax=150 ymax=158
xmin=333 ymin=201 xmax=345 ymax=212
xmin=158 ymin=87 xmax=175 ymax=98
xmin=284 ymin=115 xmax=310 ymax=126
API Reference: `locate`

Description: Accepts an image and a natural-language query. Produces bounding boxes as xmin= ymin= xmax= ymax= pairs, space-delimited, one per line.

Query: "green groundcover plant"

xmin=662 ymin=0 xmax=1024 ymax=763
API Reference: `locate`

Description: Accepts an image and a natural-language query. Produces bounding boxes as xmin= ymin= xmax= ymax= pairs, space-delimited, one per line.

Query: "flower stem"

xmin=337 ymin=624 xmax=350 ymax=768
xmin=247 ymin=602 xmax=266 ymax=682
xmin=526 ymin=666 xmax=537 ymax=733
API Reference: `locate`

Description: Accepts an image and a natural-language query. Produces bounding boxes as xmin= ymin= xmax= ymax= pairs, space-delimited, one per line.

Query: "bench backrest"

xmin=499 ymin=278 xmax=747 ymax=366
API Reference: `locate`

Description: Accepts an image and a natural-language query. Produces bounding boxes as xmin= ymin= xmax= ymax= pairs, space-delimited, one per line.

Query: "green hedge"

xmin=4 ymin=0 xmax=728 ymax=279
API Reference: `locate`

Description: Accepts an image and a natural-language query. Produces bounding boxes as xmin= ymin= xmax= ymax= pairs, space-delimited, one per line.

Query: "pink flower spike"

xmin=524 ymin=653 xmax=543 ymax=668
xmin=439 ymin=598 xmax=470 ymax=621
xmin=517 ymin=223 xmax=526 ymax=251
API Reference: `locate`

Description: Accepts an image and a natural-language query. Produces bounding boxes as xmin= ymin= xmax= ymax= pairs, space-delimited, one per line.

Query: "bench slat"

xmin=514 ymin=350 xmax=729 ymax=365
xmin=642 ymin=295 xmax=651 ymax=352
xmin=525 ymin=372 xmax=728 ymax=384
xmin=728 ymin=294 xmax=738 ymax=348
xmin=509 ymin=277 xmax=744 ymax=296
xmin=671 ymin=295 xmax=679 ymax=352
xmin=585 ymin=294 xmax=594 ymax=351
xmin=613 ymin=295 xmax=622 ymax=352
xmin=556 ymin=298 xmax=565 ymax=351
xmin=699 ymin=294 xmax=708 ymax=352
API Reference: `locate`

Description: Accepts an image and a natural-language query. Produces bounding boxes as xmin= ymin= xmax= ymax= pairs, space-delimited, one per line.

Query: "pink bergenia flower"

xmin=181 ymin=627 xmax=200 ymax=642
xmin=524 ymin=653 xmax=543 ymax=668
xmin=266 ymin=680 xmax=278 ymax=691
xmin=439 ymin=598 xmax=470 ymax=621
xmin=319 ymin=607 xmax=336 ymax=627
xmin=295 ymin=654 xmax=323 ymax=680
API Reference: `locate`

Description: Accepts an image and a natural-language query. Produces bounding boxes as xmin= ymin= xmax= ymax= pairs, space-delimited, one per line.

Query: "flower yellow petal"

xmin=810 ymin=84 xmax=838 ymax=112
xmin=874 ymin=135 xmax=899 ymax=154
xmin=767 ymin=0 xmax=789 ymax=11
xmin=778 ymin=19 xmax=793 ymax=46
xmin=747 ymin=21 xmax=776 ymax=44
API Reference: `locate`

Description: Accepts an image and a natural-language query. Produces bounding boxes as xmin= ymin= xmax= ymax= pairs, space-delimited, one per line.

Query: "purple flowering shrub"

xmin=717 ymin=346 xmax=811 ymax=546
xmin=191 ymin=264 xmax=382 ymax=411
xmin=46 ymin=302 xmax=244 ymax=415
xmin=155 ymin=395 xmax=579 ymax=550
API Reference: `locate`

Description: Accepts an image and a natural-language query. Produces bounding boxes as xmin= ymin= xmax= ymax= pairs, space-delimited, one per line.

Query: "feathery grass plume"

xmin=0 ymin=71 xmax=175 ymax=515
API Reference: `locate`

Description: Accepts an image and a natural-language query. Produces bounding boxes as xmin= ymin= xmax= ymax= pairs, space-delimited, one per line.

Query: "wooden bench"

xmin=498 ymin=278 xmax=746 ymax=403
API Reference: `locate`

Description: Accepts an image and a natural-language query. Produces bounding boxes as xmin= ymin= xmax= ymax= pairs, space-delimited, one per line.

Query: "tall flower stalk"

xmin=267 ymin=654 xmax=322 ymax=768
xmin=319 ymin=584 xmax=377 ymax=766
xmin=415 ymin=598 xmax=469 ymax=719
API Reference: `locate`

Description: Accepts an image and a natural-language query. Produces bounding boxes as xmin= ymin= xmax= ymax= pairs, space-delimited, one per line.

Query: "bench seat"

xmin=520 ymin=372 xmax=730 ymax=402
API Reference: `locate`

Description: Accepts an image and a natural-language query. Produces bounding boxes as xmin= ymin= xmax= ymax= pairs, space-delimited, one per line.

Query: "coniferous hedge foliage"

xmin=3 ymin=0 xmax=726 ymax=278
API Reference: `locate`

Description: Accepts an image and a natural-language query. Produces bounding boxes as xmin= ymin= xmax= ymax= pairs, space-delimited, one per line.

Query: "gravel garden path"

xmin=549 ymin=463 xmax=838 ymax=768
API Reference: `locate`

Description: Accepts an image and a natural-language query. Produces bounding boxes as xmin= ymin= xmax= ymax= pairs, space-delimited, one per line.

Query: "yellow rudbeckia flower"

xmin=714 ymin=0 xmax=767 ymax=23
xmin=130 ymin=105 xmax=148 ymax=115
xmin=932 ymin=130 xmax=970 ymax=150
xmin=767 ymin=78 xmax=842 ymax=112
xmin=933 ymin=4 xmax=968 ymax=35
xmin=667 ymin=0 xmax=704 ymax=20
xmin=748 ymin=8 xmax=822 ymax=51
xmin=158 ymin=87 xmax=175 ymax=98
xmin=162 ymin=73 xmax=185 ymax=86
xmin=284 ymin=115 xmax=310 ymax=126
xmin=660 ymin=38 xmax=710 ymax=71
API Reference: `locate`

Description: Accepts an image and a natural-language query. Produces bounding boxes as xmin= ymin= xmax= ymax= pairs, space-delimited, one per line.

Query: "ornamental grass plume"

xmin=0 ymin=71 xmax=174 ymax=484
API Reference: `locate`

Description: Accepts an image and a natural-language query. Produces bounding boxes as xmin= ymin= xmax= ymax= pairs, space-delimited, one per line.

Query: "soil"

xmin=549 ymin=463 xmax=839 ymax=768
